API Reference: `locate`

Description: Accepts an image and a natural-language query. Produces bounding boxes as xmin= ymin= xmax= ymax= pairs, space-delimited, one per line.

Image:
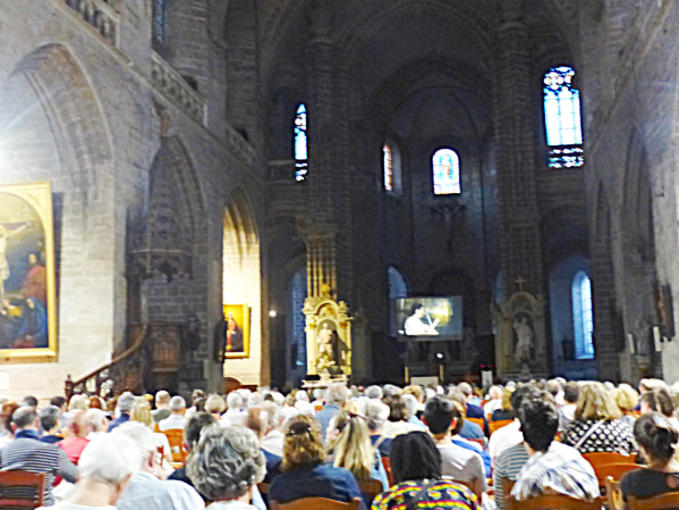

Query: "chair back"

xmin=257 ymin=482 xmax=270 ymax=496
xmin=627 ymin=491 xmax=679 ymax=510
xmin=506 ymin=493 xmax=603 ymax=510
xmin=582 ymin=451 xmax=633 ymax=467
xmin=0 ymin=470 xmax=46 ymax=509
xmin=381 ymin=456 xmax=393 ymax=486
xmin=593 ymin=463 xmax=641 ymax=490
xmin=359 ymin=479 xmax=383 ymax=503
xmin=270 ymin=497 xmax=363 ymax=510
xmin=489 ymin=419 xmax=514 ymax=435
xmin=162 ymin=428 xmax=187 ymax=462
xmin=605 ymin=476 xmax=623 ymax=510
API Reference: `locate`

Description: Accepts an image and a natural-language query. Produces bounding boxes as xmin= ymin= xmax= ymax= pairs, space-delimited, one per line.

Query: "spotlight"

xmin=269 ymin=310 xmax=277 ymax=318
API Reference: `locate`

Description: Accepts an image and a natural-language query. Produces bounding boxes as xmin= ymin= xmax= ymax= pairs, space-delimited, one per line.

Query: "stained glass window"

xmin=572 ymin=271 xmax=594 ymax=359
xmin=152 ymin=0 xmax=167 ymax=45
xmin=290 ymin=269 xmax=307 ymax=370
xmin=432 ymin=148 xmax=461 ymax=195
xmin=294 ymin=103 xmax=308 ymax=181
xmin=544 ymin=66 xmax=584 ymax=168
xmin=383 ymin=144 xmax=393 ymax=191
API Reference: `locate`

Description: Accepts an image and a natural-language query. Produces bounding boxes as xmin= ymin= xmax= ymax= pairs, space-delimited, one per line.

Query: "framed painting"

xmin=222 ymin=304 xmax=250 ymax=359
xmin=0 ymin=181 xmax=57 ymax=361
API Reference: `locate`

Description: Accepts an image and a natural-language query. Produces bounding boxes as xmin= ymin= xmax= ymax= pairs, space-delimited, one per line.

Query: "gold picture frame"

xmin=222 ymin=304 xmax=250 ymax=359
xmin=0 ymin=181 xmax=57 ymax=361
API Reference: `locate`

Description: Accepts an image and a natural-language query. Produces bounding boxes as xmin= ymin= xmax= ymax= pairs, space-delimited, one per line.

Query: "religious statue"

xmin=513 ymin=315 xmax=533 ymax=367
xmin=315 ymin=320 xmax=344 ymax=376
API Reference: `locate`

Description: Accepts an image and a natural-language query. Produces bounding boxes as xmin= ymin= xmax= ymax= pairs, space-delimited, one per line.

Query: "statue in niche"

xmin=513 ymin=314 xmax=534 ymax=367
xmin=315 ymin=319 xmax=344 ymax=376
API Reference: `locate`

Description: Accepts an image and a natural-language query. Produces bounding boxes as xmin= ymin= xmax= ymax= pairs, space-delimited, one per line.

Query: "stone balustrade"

xmin=63 ymin=0 xmax=119 ymax=46
xmin=150 ymin=52 xmax=208 ymax=126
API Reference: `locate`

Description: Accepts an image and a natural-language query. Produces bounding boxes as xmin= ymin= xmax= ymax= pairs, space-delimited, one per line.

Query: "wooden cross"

xmin=514 ymin=275 xmax=527 ymax=292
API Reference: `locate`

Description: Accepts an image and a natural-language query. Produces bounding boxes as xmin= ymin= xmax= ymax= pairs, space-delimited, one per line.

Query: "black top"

xmin=620 ymin=468 xmax=679 ymax=500
xmin=491 ymin=410 xmax=515 ymax=421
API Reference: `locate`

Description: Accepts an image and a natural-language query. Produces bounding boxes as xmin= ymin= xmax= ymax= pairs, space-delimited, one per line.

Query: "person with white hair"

xmin=402 ymin=393 xmax=426 ymax=430
xmin=316 ymin=383 xmax=349 ymax=439
xmin=114 ymin=422 xmax=204 ymax=510
xmin=365 ymin=399 xmax=393 ymax=457
xmin=108 ymin=392 xmax=136 ymax=432
xmin=37 ymin=433 xmax=140 ymax=510
xmin=221 ymin=392 xmax=247 ymax=427
xmin=483 ymin=385 xmax=503 ymax=417
xmin=261 ymin=401 xmax=285 ymax=460
xmin=85 ymin=408 xmax=108 ymax=440
xmin=187 ymin=425 xmax=266 ymax=509
xmin=158 ymin=396 xmax=187 ymax=432
xmin=365 ymin=385 xmax=383 ymax=400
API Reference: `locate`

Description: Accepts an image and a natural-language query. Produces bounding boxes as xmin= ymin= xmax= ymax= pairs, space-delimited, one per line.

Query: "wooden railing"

xmin=64 ymin=324 xmax=148 ymax=399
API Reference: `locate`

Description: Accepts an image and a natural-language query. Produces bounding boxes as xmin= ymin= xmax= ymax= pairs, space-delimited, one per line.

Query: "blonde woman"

xmin=614 ymin=383 xmax=640 ymax=427
xmin=561 ymin=381 xmax=635 ymax=454
xmin=205 ymin=394 xmax=226 ymax=420
xmin=327 ymin=408 xmax=389 ymax=505
xmin=129 ymin=397 xmax=173 ymax=468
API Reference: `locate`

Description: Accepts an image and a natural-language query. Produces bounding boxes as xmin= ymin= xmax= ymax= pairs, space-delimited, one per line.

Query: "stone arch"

xmin=0 ymin=43 xmax=112 ymax=205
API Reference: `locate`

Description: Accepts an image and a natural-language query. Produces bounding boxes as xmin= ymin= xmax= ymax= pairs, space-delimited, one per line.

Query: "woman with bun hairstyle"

xmin=268 ymin=413 xmax=363 ymax=505
xmin=620 ymin=413 xmax=679 ymax=501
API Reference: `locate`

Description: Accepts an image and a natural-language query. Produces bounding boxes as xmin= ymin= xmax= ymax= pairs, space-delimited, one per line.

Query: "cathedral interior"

xmin=1 ymin=0 xmax=679 ymax=398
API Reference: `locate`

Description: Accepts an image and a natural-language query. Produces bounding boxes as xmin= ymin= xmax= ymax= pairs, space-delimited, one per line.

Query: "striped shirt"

xmin=493 ymin=443 xmax=529 ymax=510
xmin=371 ymin=479 xmax=478 ymax=510
xmin=0 ymin=429 xmax=78 ymax=505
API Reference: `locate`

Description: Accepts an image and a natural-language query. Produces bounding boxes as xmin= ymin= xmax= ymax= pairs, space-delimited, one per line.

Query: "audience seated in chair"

xmin=113 ymin=422 xmax=205 ymax=510
xmin=510 ymin=393 xmax=599 ymax=502
xmin=489 ymin=386 xmax=536 ymax=461
xmin=365 ymin=399 xmax=392 ymax=458
xmin=620 ymin=412 xmax=679 ymax=503
xmin=157 ymin=396 xmax=187 ymax=432
xmin=152 ymin=391 xmax=171 ymax=424
xmin=186 ymin=425 xmax=266 ymax=510
xmin=268 ymin=414 xmax=363 ymax=506
xmin=38 ymin=406 xmax=63 ymax=444
xmin=422 ymin=395 xmax=485 ymax=500
xmin=57 ymin=410 xmax=89 ymax=466
xmin=371 ymin=430 xmax=478 ymax=510
xmin=107 ymin=392 xmax=135 ymax=432
xmin=37 ymin=432 xmax=139 ymax=510
xmin=0 ymin=407 xmax=77 ymax=506
xmin=167 ymin=411 xmax=217 ymax=494
xmin=316 ymin=384 xmax=350 ymax=440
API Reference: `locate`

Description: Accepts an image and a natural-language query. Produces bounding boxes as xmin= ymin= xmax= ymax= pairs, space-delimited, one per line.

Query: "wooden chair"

xmin=627 ymin=491 xmax=679 ymax=509
xmin=162 ymin=428 xmax=187 ymax=463
xmin=257 ymin=482 xmax=270 ymax=496
xmin=489 ymin=419 xmax=514 ymax=435
xmin=583 ymin=451 xmax=634 ymax=467
xmin=270 ymin=497 xmax=363 ymax=510
xmin=506 ymin=494 xmax=603 ymax=510
xmin=0 ymin=470 xmax=46 ymax=509
xmin=593 ymin=462 xmax=641 ymax=491
xmin=359 ymin=479 xmax=383 ymax=503
xmin=381 ymin=456 xmax=393 ymax=486
xmin=605 ymin=477 xmax=623 ymax=510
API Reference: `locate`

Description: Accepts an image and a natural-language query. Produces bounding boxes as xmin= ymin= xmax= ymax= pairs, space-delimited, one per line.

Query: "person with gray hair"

xmin=365 ymin=399 xmax=393 ymax=457
xmin=261 ymin=401 xmax=285 ymax=457
xmin=84 ymin=408 xmax=108 ymax=439
xmin=316 ymin=383 xmax=349 ymax=439
xmin=39 ymin=405 xmax=63 ymax=444
xmin=0 ymin=407 xmax=77 ymax=505
xmin=108 ymin=391 xmax=136 ymax=432
xmin=187 ymin=425 xmax=266 ymax=509
xmin=402 ymin=393 xmax=426 ymax=430
xmin=152 ymin=390 xmax=171 ymax=423
xmin=37 ymin=433 xmax=140 ymax=510
xmin=365 ymin=385 xmax=383 ymax=400
xmin=221 ymin=391 xmax=247 ymax=427
xmin=114 ymin=422 xmax=204 ymax=510
xmin=158 ymin=395 xmax=187 ymax=432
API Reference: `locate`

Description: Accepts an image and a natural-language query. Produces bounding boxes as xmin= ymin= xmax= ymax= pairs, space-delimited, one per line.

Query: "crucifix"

xmin=514 ymin=275 xmax=527 ymax=292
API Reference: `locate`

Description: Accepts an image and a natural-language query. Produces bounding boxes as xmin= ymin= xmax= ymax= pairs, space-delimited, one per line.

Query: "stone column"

xmin=493 ymin=0 xmax=544 ymax=296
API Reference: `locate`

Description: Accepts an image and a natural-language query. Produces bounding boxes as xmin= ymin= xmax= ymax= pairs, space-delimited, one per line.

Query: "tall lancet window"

xmin=383 ymin=144 xmax=393 ymax=191
xmin=294 ymin=103 xmax=308 ymax=181
xmin=544 ymin=66 xmax=584 ymax=168
xmin=152 ymin=0 xmax=167 ymax=46
xmin=432 ymin=148 xmax=461 ymax=195
xmin=572 ymin=271 xmax=594 ymax=359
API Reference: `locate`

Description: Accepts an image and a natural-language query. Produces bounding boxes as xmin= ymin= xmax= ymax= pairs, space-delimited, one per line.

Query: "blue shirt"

xmin=316 ymin=404 xmax=340 ymax=439
xmin=107 ymin=412 xmax=130 ymax=432
xmin=269 ymin=463 xmax=364 ymax=507
xmin=459 ymin=420 xmax=484 ymax=440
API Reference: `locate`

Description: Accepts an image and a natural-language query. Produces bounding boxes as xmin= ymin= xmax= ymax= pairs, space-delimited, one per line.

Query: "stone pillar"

xmin=493 ymin=1 xmax=544 ymax=295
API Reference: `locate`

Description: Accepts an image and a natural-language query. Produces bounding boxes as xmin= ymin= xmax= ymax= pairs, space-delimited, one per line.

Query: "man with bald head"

xmin=58 ymin=409 xmax=90 ymax=465
xmin=0 ymin=406 xmax=77 ymax=505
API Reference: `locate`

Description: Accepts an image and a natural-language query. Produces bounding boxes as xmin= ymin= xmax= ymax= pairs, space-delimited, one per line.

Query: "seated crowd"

xmin=0 ymin=377 xmax=678 ymax=509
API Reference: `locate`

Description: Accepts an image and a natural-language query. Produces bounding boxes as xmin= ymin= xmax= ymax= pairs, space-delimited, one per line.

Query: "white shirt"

xmin=437 ymin=442 xmax=486 ymax=495
xmin=116 ymin=471 xmax=205 ymax=510
xmin=404 ymin=315 xmax=438 ymax=336
xmin=158 ymin=414 xmax=187 ymax=432
xmin=382 ymin=420 xmax=421 ymax=438
xmin=38 ymin=504 xmax=115 ymax=510
xmin=483 ymin=399 xmax=502 ymax=417
xmin=261 ymin=430 xmax=284 ymax=458
xmin=221 ymin=409 xmax=247 ymax=427
xmin=488 ymin=419 xmax=523 ymax=460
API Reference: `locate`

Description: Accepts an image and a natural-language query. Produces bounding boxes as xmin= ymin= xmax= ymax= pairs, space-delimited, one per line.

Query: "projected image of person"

xmin=404 ymin=303 xmax=439 ymax=336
